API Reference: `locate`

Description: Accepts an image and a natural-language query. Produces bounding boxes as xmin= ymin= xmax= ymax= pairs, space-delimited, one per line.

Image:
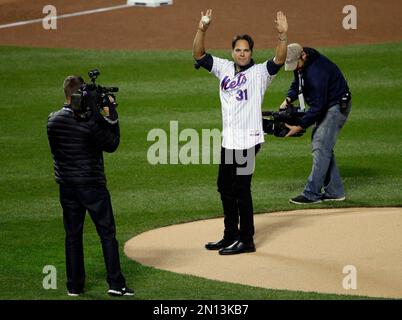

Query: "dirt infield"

xmin=0 ymin=0 xmax=402 ymax=50
xmin=125 ymin=208 xmax=402 ymax=298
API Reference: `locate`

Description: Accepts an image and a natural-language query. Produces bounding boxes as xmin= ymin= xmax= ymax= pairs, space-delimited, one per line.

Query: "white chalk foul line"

xmin=0 ymin=4 xmax=134 ymax=30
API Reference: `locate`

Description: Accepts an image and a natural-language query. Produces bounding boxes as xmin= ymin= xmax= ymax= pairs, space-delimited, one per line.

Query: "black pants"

xmin=217 ymin=144 xmax=261 ymax=243
xmin=59 ymin=185 xmax=126 ymax=292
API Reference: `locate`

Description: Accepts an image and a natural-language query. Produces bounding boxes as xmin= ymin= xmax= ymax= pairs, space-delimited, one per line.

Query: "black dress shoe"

xmin=218 ymin=240 xmax=256 ymax=255
xmin=205 ymin=238 xmax=236 ymax=250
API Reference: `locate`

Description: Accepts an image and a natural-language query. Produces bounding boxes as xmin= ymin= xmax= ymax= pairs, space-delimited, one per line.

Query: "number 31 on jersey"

xmin=236 ymin=89 xmax=248 ymax=101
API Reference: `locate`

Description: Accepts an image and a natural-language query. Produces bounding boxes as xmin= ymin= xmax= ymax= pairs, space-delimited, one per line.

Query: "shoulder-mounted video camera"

xmin=262 ymin=103 xmax=306 ymax=138
xmin=71 ymin=69 xmax=119 ymax=120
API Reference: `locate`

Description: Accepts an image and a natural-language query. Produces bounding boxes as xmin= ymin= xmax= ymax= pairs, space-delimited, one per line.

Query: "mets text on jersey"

xmin=220 ymin=73 xmax=247 ymax=91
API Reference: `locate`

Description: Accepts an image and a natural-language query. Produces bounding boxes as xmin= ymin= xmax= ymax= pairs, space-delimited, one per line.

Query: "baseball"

xmin=201 ymin=15 xmax=210 ymax=25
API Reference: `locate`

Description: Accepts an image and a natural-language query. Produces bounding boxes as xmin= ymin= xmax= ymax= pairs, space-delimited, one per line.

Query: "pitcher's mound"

xmin=124 ymin=207 xmax=402 ymax=298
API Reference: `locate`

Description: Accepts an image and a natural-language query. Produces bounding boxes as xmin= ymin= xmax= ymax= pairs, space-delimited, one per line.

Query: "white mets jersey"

xmin=210 ymin=56 xmax=278 ymax=150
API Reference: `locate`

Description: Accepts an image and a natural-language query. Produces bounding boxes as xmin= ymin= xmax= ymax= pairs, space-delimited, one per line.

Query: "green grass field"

xmin=0 ymin=42 xmax=401 ymax=300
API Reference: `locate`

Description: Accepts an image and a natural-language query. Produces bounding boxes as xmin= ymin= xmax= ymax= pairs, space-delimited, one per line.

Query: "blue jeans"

xmin=302 ymin=103 xmax=351 ymax=201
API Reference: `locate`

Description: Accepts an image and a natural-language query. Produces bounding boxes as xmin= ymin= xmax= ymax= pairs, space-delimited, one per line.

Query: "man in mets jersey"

xmin=192 ymin=10 xmax=288 ymax=255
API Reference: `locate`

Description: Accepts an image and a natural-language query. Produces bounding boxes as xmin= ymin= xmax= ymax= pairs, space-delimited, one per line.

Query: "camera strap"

xmin=297 ymin=71 xmax=306 ymax=111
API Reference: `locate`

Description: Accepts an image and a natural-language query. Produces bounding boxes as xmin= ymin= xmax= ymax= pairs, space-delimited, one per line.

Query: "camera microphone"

xmin=88 ymin=69 xmax=100 ymax=78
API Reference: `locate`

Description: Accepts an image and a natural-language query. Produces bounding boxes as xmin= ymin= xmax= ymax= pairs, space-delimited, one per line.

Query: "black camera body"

xmin=262 ymin=103 xmax=306 ymax=137
xmin=71 ymin=69 xmax=119 ymax=120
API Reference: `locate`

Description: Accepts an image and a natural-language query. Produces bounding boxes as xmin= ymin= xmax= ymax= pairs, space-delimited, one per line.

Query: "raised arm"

xmin=273 ymin=11 xmax=288 ymax=65
xmin=192 ymin=9 xmax=212 ymax=60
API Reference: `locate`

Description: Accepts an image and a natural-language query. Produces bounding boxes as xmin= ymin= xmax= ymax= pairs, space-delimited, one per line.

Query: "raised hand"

xmin=199 ymin=9 xmax=212 ymax=32
xmin=275 ymin=11 xmax=288 ymax=34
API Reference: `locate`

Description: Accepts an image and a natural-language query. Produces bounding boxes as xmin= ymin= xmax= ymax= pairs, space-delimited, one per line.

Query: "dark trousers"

xmin=217 ymin=144 xmax=261 ymax=243
xmin=59 ymin=185 xmax=126 ymax=292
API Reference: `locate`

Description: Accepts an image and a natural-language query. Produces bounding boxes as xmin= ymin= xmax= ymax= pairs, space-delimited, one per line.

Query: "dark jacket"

xmin=47 ymin=106 xmax=120 ymax=186
xmin=287 ymin=48 xmax=350 ymax=128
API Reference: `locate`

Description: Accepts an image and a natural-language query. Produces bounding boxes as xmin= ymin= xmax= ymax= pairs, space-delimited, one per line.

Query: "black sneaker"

xmin=108 ymin=287 xmax=135 ymax=297
xmin=289 ymin=195 xmax=322 ymax=204
xmin=322 ymin=195 xmax=346 ymax=202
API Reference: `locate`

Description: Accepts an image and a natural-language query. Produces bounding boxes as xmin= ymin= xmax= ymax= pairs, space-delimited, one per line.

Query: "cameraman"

xmin=282 ymin=44 xmax=351 ymax=204
xmin=47 ymin=75 xmax=134 ymax=297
